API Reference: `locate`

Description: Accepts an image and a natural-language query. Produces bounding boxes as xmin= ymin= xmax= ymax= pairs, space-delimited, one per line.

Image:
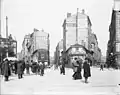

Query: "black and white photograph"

xmin=0 ymin=0 xmax=120 ymax=94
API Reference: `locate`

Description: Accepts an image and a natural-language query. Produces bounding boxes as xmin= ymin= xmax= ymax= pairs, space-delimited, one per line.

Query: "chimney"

xmin=82 ymin=9 xmax=85 ymax=14
xmin=67 ymin=13 xmax=71 ymax=18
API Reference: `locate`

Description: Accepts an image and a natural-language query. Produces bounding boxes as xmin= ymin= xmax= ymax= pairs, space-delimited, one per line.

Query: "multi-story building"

xmin=106 ymin=0 xmax=120 ymax=68
xmin=54 ymin=39 xmax=63 ymax=66
xmin=89 ymin=33 xmax=101 ymax=65
xmin=0 ymin=34 xmax=17 ymax=62
xmin=63 ymin=9 xmax=92 ymax=51
xmin=26 ymin=28 xmax=50 ymax=65
xmin=62 ymin=9 xmax=101 ymax=66
xmin=22 ymin=34 xmax=31 ymax=62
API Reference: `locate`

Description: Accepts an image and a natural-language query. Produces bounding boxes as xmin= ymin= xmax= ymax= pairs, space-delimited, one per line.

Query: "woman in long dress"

xmin=72 ymin=58 xmax=82 ymax=80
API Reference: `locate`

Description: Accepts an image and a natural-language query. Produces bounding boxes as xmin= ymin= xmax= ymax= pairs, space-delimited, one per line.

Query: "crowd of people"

xmin=0 ymin=56 xmax=92 ymax=84
xmin=72 ymin=57 xmax=91 ymax=83
xmin=59 ymin=57 xmax=91 ymax=83
xmin=0 ymin=59 xmax=46 ymax=81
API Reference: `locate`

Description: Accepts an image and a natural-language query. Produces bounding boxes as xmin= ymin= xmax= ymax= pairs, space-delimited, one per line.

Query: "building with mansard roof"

xmin=54 ymin=9 xmax=101 ymax=67
xmin=22 ymin=29 xmax=50 ymax=65
xmin=106 ymin=0 xmax=120 ymax=68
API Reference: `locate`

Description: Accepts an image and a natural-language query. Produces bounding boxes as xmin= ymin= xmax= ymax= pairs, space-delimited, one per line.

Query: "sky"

xmin=1 ymin=0 xmax=115 ymax=57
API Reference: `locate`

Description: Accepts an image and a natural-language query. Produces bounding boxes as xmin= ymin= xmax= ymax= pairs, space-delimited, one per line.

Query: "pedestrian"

xmin=59 ymin=58 xmax=65 ymax=75
xmin=31 ymin=60 xmax=34 ymax=73
xmin=0 ymin=61 xmax=3 ymax=75
xmin=77 ymin=59 xmax=82 ymax=79
xmin=62 ymin=58 xmax=65 ymax=75
xmin=37 ymin=61 xmax=41 ymax=75
xmin=59 ymin=58 xmax=63 ymax=74
xmin=100 ymin=63 xmax=104 ymax=71
xmin=72 ymin=58 xmax=77 ymax=78
xmin=35 ymin=62 xmax=38 ymax=75
xmin=22 ymin=59 xmax=25 ymax=74
xmin=83 ymin=58 xmax=91 ymax=83
xmin=72 ymin=58 xmax=82 ymax=80
xmin=40 ymin=61 xmax=45 ymax=76
xmin=14 ymin=61 xmax=18 ymax=74
xmin=31 ymin=61 xmax=36 ymax=73
xmin=25 ymin=61 xmax=30 ymax=74
xmin=0 ymin=61 xmax=4 ymax=76
xmin=17 ymin=60 xmax=23 ymax=79
xmin=2 ymin=59 xmax=11 ymax=81
xmin=10 ymin=60 xmax=14 ymax=74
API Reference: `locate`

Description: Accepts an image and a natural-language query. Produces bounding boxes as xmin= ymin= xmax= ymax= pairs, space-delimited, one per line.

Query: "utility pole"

xmin=0 ymin=0 xmax=2 ymax=37
xmin=6 ymin=16 xmax=8 ymax=38
xmin=6 ymin=16 xmax=8 ymax=57
xmin=48 ymin=34 xmax=50 ymax=66
xmin=76 ymin=8 xmax=79 ymax=44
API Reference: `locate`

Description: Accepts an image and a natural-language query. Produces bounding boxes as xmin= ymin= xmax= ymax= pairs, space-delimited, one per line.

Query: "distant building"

xmin=106 ymin=0 xmax=120 ymax=68
xmin=0 ymin=34 xmax=17 ymax=62
xmin=89 ymin=33 xmax=101 ymax=65
xmin=22 ymin=34 xmax=31 ymax=62
xmin=62 ymin=9 xmax=92 ymax=51
xmin=25 ymin=28 xmax=50 ymax=65
xmin=54 ymin=39 xmax=63 ymax=66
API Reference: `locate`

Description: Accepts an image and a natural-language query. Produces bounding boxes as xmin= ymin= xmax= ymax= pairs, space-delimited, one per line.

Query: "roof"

xmin=66 ymin=44 xmax=88 ymax=53
xmin=0 ymin=37 xmax=17 ymax=42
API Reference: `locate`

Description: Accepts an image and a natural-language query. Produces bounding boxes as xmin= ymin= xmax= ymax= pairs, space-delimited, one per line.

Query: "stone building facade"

xmin=106 ymin=0 xmax=120 ymax=68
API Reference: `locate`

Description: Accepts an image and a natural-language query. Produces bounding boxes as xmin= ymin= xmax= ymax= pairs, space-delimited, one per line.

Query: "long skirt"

xmin=72 ymin=67 xmax=82 ymax=80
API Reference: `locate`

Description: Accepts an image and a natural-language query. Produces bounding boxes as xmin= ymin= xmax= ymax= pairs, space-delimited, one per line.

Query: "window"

xmin=116 ymin=43 xmax=120 ymax=52
xmin=67 ymin=23 xmax=76 ymax=27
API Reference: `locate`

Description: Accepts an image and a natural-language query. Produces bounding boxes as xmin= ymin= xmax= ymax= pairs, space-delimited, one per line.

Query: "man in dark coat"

xmin=2 ymin=59 xmax=11 ymax=81
xmin=22 ymin=59 xmax=25 ymax=74
xmin=14 ymin=61 xmax=18 ymax=74
xmin=100 ymin=63 xmax=104 ymax=71
xmin=37 ymin=61 xmax=41 ymax=75
xmin=60 ymin=58 xmax=65 ymax=75
xmin=83 ymin=58 xmax=91 ymax=83
xmin=62 ymin=58 xmax=65 ymax=75
xmin=40 ymin=61 xmax=45 ymax=76
xmin=0 ymin=62 xmax=3 ymax=75
xmin=25 ymin=61 xmax=30 ymax=74
xmin=17 ymin=61 xmax=23 ymax=79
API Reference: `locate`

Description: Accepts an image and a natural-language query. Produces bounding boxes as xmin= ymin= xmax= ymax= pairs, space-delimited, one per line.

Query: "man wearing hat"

xmin=2 ymin=59 xmax=11 ymax=81
xmin=83 ymin=58 xmax=91 ymax=83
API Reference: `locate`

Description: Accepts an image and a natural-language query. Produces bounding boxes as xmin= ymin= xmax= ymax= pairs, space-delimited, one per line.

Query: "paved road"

xmin=0 ymin=67 xmax=120 ymax=95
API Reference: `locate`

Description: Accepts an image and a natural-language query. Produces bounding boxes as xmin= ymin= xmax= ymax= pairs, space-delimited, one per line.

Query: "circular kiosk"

xmin=65 ymin=44 xmax=88 ymax=68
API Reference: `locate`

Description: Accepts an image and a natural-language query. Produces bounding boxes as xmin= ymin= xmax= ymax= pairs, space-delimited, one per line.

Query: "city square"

xmin=0 ymin=0 xmax=120 ymax=95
